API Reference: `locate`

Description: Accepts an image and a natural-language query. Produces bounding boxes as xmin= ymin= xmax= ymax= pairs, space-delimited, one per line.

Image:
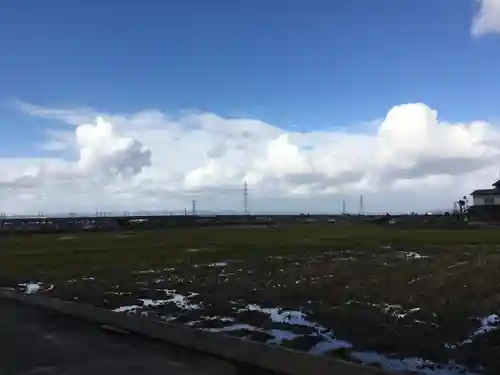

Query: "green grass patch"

xmin=1 ymin=224 xmax=500 ymax=279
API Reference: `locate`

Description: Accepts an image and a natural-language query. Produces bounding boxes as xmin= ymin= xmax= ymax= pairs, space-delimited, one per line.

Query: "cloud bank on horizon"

xmin=1 ymin=102 xmax=500 ymax=215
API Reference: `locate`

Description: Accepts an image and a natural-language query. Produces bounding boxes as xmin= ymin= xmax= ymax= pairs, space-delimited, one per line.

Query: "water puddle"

xmin=400 ymin=251 xmax=429 ymax=260
xmin=203 ymin=323 xmax=301 ymax=345
xmin=112 ymin=289 xmax=202 ymax=313
xmin=110 ymin=293 xmax=485 ymax=374
xmin=242 ymin=305 xmax=315 ymax=327
xmin=237 ymin=304 xmax=351 ymax=352
xmin=205 ymin=324 xmax=259 ymax=333
xmin=208 ymin=262 xmax=228 ymax=267
xmin=466 ymin=314 xmax=500 ymax=342
xmin=162 ymin=289 xmax=202 ymax=310
xmin=17 ymin=282 xmax=54 ymax=294
xmin=351 ymin=351 xmax=479 ymax=375
xmin=18 ymin=282 xmax=41 ymax=294
xmin=266 ymin=329 xmax=301 ymax=344
xmin=447 ymin=314 xmax=500 ymax=348
xmin=346 ymin=300 xmax=421 ymax=320
xmin=197 ymin=302 xmax=470 ymax=374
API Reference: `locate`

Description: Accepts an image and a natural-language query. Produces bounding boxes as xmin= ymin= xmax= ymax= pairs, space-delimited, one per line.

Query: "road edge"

xmin=0 ymin=288 xmax=390 ymax=375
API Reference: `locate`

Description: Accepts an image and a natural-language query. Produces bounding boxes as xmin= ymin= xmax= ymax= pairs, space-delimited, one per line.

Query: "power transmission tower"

xmin=243 ymin=180 xmax=249 ymax=214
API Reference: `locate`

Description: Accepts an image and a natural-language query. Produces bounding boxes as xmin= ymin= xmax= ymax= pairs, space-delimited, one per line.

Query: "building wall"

xmin=472 ymin=195 xmax=500 ymax=205
xmin=468 ymin=204 xmax=500 ymax=222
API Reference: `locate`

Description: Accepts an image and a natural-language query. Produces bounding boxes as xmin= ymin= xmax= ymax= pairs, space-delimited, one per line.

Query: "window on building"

xmin=484 ymin=197 xmax=495 ymax=205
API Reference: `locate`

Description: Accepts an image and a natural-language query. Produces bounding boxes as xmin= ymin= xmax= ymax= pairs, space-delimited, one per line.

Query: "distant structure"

xmin=243 ymin=180 xmax=249 ymax=214
xmin=192 ymin=200 xmax=197 ymax=215
xmin=359 ymin=195 xmax=364 ymax=215
xmin=469 ymin=178 xmax=500 ymax=221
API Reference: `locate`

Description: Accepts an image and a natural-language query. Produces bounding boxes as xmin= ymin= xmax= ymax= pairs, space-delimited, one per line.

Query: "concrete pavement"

xmin=0 ymin=298 xmax=273 ymax=375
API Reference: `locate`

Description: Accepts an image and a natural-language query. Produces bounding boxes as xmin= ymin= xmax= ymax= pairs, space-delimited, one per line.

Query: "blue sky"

xmin=1 ymin=0 xmax=499 ymax=134
xmin=1 ymin=0 xmax=500 ymax=214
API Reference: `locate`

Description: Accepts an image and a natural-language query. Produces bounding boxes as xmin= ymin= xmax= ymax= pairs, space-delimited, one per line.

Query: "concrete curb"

xmin=0 ymin=288 xmax=391 ymax=375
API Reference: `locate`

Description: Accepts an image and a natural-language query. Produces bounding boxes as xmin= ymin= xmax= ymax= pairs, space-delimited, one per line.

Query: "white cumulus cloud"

xmin=472 ymin=0 xmax=500 ymax=37
xmin=75 ymin=116 xmax=151 ymax=178
xmin=1 ymin=101 xmax=499 ymax=215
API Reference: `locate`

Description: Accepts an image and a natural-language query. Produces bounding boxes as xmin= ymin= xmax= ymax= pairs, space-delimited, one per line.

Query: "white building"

xmin=469 ymin=179 xmax=500 ymax=221
xmin=471 ymin=179 xmax=500 ymax=206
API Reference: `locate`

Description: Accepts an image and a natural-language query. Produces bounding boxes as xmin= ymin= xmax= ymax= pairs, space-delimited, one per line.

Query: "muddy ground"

xmin=2 ymin=225 xmax=500 ymax=374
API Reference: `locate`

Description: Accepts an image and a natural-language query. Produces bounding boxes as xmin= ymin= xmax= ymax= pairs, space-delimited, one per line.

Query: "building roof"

xmin=471 ymin=188 xmax=500 ymax=196
xmin=470 ymin=179 xmax=500 ymax=195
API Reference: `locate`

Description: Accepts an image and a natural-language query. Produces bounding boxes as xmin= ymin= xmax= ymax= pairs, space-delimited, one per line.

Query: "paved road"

xmin=0 ymin=298 xmax=275 ymax=375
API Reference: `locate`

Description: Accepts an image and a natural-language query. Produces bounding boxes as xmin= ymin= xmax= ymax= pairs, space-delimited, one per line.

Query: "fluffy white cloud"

xmin=472 ymin=0 xmax=500 ymax=37
xmin=0 ymin=102 xmax=499 ymax=215
xmin=75 ymin=117 xmax=151 ymax=177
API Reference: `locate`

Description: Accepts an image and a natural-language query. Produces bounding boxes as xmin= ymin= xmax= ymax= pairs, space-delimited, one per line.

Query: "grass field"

xmin=2 ymin=223 xmax=500 ymax=374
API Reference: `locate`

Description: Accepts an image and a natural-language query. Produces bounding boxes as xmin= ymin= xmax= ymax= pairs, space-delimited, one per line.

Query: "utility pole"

xmin=244 ymin=180 xmax=249 ymax=214
xmin=192 ymin=200 xmax=196 ymax=215
xmin=359 ymin=195 xmax=364 ymax=215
